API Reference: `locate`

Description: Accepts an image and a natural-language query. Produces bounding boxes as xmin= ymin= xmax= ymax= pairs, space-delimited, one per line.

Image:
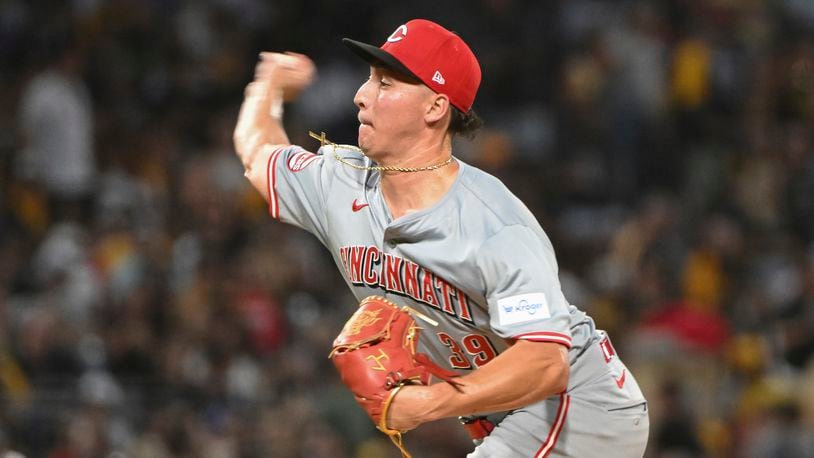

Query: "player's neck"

xmin=379 ymin=143 xmax=459 ymax=220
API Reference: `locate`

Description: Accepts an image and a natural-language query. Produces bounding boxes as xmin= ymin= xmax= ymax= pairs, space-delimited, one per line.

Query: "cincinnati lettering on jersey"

xmin=339 ymin=245 xmax=474 ymax=324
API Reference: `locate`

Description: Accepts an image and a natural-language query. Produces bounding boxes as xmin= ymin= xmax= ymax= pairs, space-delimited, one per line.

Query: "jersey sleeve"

xmin=476 ymin=225 xmax=573 ymax=348
xmin=265 ymin=144 xmax=334 ymax=243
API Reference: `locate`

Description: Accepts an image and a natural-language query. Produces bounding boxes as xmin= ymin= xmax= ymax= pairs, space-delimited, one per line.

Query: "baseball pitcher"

xmin=234 ymin=18 xmax=649 ymax=458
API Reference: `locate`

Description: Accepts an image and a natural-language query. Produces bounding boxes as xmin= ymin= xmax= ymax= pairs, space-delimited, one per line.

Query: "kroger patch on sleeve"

xmin=496 ymin=293 xmax=550 ymax=326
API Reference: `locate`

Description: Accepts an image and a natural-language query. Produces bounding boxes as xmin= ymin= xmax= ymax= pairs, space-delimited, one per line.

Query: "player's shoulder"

xmin=275 ymin=143 xmax=365 ymax=172
xmin=319 ymin=143 xmax=367 ymax=164
xmin=458 ymin=161 xmax=538 ymax=228
xmin=314 ymin=143 xmax=372 ymax=186
xmin=457 ymin=162 xmax=556 ymax=264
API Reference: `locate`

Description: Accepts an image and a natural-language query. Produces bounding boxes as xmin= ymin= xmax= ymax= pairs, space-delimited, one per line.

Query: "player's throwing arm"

xmin=233 ymin=52 xmax=315 ymax=201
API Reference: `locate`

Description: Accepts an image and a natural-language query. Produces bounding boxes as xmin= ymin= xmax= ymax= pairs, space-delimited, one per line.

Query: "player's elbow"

xmin=233 ymin=131 xmax=263 ymax=172
xmin=232 ymin=131 xmax=242 ymax=156
xmin=536 ymin=345 xmax=569 ymax=397
xmin=548 ymin=357 xmax=570 ymax=394
xmin=233 ymin=130 xmax=251 ymax=161
xmin=526 ymin=348 xmax=570 ymax=404
xmin=519 ymin=340 xmax=570 ymax=401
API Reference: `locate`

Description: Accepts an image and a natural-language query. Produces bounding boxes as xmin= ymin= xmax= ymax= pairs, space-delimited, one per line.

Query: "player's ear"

xmin=425 ymin=93 xmax=451 ymax=125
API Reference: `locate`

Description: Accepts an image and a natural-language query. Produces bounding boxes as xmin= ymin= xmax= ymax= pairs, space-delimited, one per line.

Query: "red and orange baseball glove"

xmin=330 ymin=296 xmax=459 ymax=457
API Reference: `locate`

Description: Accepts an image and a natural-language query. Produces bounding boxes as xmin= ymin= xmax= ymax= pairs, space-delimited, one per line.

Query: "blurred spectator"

xmin=16 ymin=33 xmax=95 ymax=224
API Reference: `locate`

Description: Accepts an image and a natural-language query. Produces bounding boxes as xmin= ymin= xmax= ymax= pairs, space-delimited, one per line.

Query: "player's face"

xmin=353 ymin=66 xmax=436 ymax=159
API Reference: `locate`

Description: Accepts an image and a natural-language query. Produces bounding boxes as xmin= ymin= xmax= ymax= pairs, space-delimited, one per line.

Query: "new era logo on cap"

xmin=387 ymin=25 xmax=407 ymax=42
xmin=342 ymin=19 xmax=481 ymax=112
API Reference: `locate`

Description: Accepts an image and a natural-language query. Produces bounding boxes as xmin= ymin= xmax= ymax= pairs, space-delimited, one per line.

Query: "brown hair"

xmin=448 ymin=107 xmax=483 ymax=139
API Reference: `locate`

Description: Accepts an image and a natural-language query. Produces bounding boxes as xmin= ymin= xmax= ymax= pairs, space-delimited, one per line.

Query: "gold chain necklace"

xmin=308 ymin=131 xmax=454 ymax=173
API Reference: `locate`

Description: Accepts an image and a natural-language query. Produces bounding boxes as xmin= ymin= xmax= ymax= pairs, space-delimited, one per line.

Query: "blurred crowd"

xmin=1 ymin=0 xmax=813 ymax=457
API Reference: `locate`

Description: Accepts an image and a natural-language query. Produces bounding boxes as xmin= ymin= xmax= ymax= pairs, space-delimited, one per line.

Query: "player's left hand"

xmin=330 ymin=297 xmax=460 ymax=434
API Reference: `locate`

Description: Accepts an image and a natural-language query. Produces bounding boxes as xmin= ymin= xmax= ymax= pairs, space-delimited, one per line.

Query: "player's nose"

xmin=354 ymin=79 xmax=370 ymax=110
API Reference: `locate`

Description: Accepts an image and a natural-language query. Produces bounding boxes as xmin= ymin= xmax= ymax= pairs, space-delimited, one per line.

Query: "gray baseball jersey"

xmin=264 ymin=143 xmax=648 ymax=457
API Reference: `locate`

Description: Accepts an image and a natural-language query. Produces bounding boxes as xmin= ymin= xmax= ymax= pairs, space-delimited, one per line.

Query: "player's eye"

xmin=379 ymin=77 xmax=391 ymax=87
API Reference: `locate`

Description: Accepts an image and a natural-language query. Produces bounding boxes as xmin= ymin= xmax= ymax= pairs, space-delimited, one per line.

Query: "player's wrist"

xmin=413 ymin=381 xmax=460 ymax=423
xmin=268 ymin=90 xmax=283 ymax=120
xmin=242 ymin=85 xmax=283 ymax=118
xmin=384 ymin=384 xmax=443 ymax=428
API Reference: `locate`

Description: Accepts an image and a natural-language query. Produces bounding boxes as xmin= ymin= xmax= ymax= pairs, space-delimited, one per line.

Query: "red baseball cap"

xmin=343 ymin=19 xmax=481 ymax=113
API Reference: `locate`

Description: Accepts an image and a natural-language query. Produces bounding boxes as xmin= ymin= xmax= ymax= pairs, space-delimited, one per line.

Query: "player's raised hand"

xmin=246 ymin=52 xmax=315 ymax=102
xmin=235 ymin=52 xmax=313 ymax=172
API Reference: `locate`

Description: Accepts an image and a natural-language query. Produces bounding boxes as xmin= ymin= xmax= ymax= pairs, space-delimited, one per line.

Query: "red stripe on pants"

xmin=535 ymin=393 xmax=570 ymax=458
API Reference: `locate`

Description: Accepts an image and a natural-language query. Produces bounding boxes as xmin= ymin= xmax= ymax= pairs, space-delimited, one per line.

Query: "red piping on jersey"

xmin=287 ymin=150 xmax=320 ymax=172
xmin=512 ymin=332 xmax=572 ymax=349
xmin=535 ymin=393 xmax=570 ymax=458
xmin=267 ymin=146 xmax=285 ymax=219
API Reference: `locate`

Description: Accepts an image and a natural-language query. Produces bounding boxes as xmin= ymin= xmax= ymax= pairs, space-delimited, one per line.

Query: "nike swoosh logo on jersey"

xmin=614 ymin=369 xmax=626 ymax=389
xmin=352 ymin=199 xmax=369 ymax=212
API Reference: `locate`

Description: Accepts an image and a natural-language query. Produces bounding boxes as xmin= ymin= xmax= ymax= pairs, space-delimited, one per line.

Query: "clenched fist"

xmin=246 ymin=52 xmax=316 ymax=102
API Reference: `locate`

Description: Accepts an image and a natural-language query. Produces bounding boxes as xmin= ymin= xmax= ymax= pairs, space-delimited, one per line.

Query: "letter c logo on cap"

xmin=387 ymin=24 xmax=408 ymax=42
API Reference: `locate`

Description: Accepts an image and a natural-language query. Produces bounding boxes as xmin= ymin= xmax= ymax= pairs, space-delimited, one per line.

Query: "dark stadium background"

xmin=1 ymin=1 xmax=813 ymax=456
